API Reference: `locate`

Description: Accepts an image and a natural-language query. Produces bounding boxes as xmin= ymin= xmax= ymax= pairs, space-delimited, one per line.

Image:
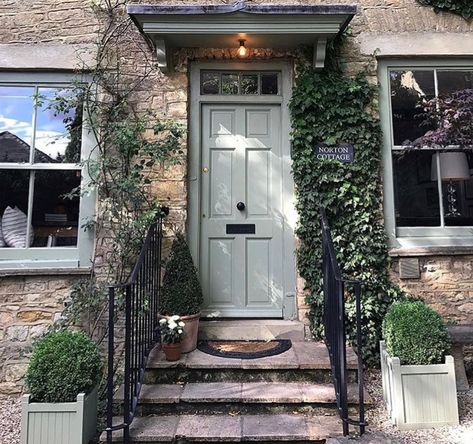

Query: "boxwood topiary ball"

xmin=382 ymin=300 xmax=451 ymax=365
xmin=25 ymin=330 xmax=102 ymax=403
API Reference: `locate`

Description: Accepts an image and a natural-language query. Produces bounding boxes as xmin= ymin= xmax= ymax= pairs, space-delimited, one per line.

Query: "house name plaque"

xmin=315 ymin=143 xmax=355 ymax=163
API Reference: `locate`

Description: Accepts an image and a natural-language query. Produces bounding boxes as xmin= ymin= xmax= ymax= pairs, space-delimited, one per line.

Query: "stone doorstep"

xmin=198 ymin=319 xmax=305 ymax=341
xmin=115 ymin=382 xmax=371 ymax=405
xmin=99 ymin=414 xmax=341 ymax=442
xmin=146 ymin=342 xmax=358 ymax=371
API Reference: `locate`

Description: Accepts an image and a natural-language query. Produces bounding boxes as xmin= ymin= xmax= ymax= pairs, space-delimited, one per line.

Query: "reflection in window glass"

xmin=34 ymin=88 xmax=82 ymax=164
xmin=0 ymin=86 xmax=35 ymax=162
xmin=32 ymin=170 xmax=81 ymax=247
xmin=390 ymin=70 xmax=435 ymax=145
xmin=261 ymin=73 xmax=278 ymax=95
xmin=437 ymin=70 xmax=473 ymax=97
xmin=0 ymin=169 xmax=30 ymax=248
xmin=393 ymin=150 xmax=441 ymax=227
xmin=201 ymin=72 xmax=220 ymax=95
xmin=222 ymin=73 xmax=239 ymax=95
xmin=241 ymin=74 xmax=258 ymax=94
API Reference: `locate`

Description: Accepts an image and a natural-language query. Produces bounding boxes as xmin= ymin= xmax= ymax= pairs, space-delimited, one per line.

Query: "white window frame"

xmin=0 ymin=72 xmax=96 ymax=270
xmin=379 ymin=59 xmax=473 ymax=250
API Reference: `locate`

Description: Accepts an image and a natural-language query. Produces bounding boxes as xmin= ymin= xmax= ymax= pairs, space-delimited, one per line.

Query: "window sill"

xmin=389 ymin=246 xmax=473 ymax=258
xmin=0 ymin=267 xmax=91 ymax=277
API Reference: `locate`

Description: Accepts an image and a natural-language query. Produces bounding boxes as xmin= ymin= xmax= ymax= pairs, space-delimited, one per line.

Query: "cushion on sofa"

xmin=2 ymin=206 xmax=30 ymax=248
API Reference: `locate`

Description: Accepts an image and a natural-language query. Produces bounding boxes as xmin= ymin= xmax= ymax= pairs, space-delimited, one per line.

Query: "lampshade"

xmin=431 ymin=152 xmax=470 ymax=182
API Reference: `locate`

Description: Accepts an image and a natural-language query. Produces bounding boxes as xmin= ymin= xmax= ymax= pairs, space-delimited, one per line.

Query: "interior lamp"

xmin=431 ymin=151 xmax=470 ymax=217
xmin=237 ymin=39 xmax=249 ymax=59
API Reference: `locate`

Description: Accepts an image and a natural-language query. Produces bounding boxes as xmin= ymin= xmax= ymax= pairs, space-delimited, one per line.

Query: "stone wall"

xmin=0 ymin=274 xmax=78 ymax=395
xmin=390 ymin=256 xmax=473 ymax=324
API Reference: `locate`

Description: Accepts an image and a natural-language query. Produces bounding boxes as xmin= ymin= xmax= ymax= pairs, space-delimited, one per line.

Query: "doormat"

xmin=197 ymin=339 xmax=292 ymax=359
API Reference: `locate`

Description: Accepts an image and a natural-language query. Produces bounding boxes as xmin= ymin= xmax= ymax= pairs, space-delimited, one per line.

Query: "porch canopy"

xmin=127 ymin=1 xmax=356 ymax=72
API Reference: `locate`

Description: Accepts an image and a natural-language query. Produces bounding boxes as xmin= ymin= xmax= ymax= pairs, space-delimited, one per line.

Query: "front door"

xmin=200 ymin=104 xmax=284 ymax=317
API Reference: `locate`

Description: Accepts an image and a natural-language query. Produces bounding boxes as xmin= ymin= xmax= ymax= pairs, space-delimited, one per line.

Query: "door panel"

xmin=200 ymin=104 xmax=283 ymax=317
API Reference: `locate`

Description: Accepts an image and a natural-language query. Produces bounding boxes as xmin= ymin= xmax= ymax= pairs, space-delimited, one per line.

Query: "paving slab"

xmin=181 ymin=382 xmax=242 ymax=402
xmin=327 ymin=432 xmax=400 ymax=444
xmin=147 ymin=346 xmax=188 ymax=368
xmin=99 ymin=416 xmax=178 ymax=442
xmin=242 ymin=414 xmax=309 ymax=441
xmin=306 ymin=415 xmax=340 ymax=440
xmin=241 ymin=382 xmax=303 ymax=403
xmin=292 ymin=341 xmax=332 ymax=369
xmin=185 ymin=348 xmax=243 ymax=369
xmin=175 ymin=414 xmax=241 ymax=442
xmin=241 ymin=347 xmax=299 ymax=370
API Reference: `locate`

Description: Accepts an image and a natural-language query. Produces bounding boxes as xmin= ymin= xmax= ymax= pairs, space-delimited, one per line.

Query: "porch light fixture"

xmin=237 ymin=39 xmax=249 ymax=58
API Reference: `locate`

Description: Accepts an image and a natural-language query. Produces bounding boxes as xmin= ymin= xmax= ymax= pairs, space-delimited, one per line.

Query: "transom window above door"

xmin=380 ymin=61 xmax=473 ymax=248
xmin=200 ymin=71 xmax=280 ymax=96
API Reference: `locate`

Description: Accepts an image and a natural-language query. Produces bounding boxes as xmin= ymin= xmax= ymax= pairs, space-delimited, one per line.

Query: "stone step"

xmin=114 ymin=382 xmax=370 ymax=416
xmin=100 ymin=413 xmax=341 ymax=443
xmin=199 ymin=319 xmax=306 ymax=341
xmin=144 ymin=341 xmax=358 ymax=384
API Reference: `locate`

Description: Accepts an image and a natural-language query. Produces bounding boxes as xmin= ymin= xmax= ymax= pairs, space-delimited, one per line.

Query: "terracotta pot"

xmin=162 ymin=342 xmax=182 ymax=361
xmin=180 ymin=312 xmax=201 ymax=353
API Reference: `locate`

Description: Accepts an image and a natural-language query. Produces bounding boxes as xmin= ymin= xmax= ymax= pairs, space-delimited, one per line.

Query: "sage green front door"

xmin=200 ymin=104 xmax=284 ymax=317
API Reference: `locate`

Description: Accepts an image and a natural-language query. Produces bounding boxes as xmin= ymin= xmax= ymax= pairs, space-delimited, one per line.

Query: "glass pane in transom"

xmin=241 ymin=74 xmax=258 ymax=94
xmin=201 ymin=72 xmax=220 ymax=95
xmin=222 ymin=73 xmax=239 ymax=95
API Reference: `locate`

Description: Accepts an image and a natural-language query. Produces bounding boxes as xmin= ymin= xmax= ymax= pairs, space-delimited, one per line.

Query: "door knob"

xmin=236 ymin=202 xmax=246 ymax=211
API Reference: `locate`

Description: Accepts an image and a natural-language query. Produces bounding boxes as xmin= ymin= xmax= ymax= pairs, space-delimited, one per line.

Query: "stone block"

xmin=5 ymin=325 xmax=29 ymax=342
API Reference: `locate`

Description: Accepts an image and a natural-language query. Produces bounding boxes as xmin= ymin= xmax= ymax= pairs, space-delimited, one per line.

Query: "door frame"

xmin=188 ymin=60 xmax=296 ymax=319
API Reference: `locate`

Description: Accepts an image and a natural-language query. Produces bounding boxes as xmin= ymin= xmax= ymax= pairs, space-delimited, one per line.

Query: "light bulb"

xmin=237 ymin=39 xmax=248 ymax=58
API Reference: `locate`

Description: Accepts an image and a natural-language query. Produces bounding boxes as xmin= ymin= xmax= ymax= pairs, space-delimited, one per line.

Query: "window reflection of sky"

xmin=0 ymin=86 xmax=73 ymax=160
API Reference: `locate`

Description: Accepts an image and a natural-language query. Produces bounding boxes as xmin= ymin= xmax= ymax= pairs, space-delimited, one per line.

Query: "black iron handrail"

xmin=320 ymin=207 xmax=365 ymax=436
xmin=105 ymin=207 xmax=168 ymax=443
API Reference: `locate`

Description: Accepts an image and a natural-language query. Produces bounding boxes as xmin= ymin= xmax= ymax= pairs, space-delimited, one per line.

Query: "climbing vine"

xmin=417 ymin=0 xmax=473 ymax=20
xmin=290 ymin=62 xmax=406 ymax=366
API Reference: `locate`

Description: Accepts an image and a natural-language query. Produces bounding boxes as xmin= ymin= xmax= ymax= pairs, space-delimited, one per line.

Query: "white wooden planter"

xmin=21 ymin=387 xmax=98 ymax=444
xmin=380 ymin=341 xmax=459 ymax=430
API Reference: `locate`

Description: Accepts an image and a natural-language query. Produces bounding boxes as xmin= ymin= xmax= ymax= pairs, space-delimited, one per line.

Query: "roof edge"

xmin=127 ymin=2 xmax=357 ymax=16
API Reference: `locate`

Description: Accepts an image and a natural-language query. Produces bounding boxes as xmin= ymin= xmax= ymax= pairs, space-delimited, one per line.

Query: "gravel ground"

xmin=0 ymin=396 xmax=20 ymax=444
xmin=365 ymin=369 xmax=473 ymax=443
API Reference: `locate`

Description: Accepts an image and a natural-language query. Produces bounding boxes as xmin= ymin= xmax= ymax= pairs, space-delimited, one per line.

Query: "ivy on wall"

xmin=290 ymin=64 xmax=405 ymax=366
xmin=417 ymin=0 xmax=473 ymax=20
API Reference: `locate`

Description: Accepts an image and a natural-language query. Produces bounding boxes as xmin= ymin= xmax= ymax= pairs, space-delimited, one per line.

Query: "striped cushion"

xmin=2 ymin=206 xmax=30 ymax=248
xmin=0 ymin=217 xmax=5 ymax=247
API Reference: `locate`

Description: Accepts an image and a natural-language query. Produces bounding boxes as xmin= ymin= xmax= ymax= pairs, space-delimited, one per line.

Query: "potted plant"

xmin=159 ymin=315 xmax=185 ymax=361
xmin=160 ymin=233 xmax=203 ymax=353
xmin=380 ymin=300 xmax=458 ymax=430
xmin=21 ymin=330 xmax=102 ymax=444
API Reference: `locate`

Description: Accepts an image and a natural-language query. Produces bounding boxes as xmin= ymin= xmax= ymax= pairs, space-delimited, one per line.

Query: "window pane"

xmin=0 ymin=86 xmax=35 ymax=162
xmin=437 ymin=70 xmax=473 ymax=97
xmin=201 ymin=72 xmax=220 ymax=95
xmin=0 ymin=170 xmax=30 ymax=248
xmin=261 ymin=73 xmax=278 ymax=95
xmin=393 ymin=151 xmax=441 ymax=227
xmin=241 ymin=74 xmax=258 ymax=94
xmin=437 ymin=151 xmax=473 ymax=226
xmin=390 ymin=70 xmax=435 ymax=145
xmin=31 ymin=170 xmax=81 ymax=247
xmin=221 ymin=73 xmax=239 ymax=95
xmin=34 ymin=88 xmax=82 ymax=164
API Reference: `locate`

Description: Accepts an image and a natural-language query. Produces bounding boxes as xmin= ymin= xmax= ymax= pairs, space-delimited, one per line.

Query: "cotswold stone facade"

xmin=0 ymin=0 xmax=473 ymax=395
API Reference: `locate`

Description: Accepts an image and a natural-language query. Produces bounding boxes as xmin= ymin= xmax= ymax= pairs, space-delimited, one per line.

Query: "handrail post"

xmin=123 ymin=285 xmax=132 ymax=443
xmin=355 ymin=282 xmax=365 ymax=435
xmin=106 ymin=286 xmax=115 ymax=444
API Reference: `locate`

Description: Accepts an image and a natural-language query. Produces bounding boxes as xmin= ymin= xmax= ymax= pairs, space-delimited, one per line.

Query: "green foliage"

xmin=383 ymin=300 xmax=450 ymax=365
xmin=25 ymin=331 xmax=102 ymax=403
xmin=160 ymin=233 xmax=203 ymax=316
xmin=417 ymin=0 xmax=473 ymax=20
xmin=290 ymin=63 xmax=406 ymax=366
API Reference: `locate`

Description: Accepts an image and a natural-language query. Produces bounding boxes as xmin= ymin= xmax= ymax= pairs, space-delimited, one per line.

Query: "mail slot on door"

xmin=226 ymin=224 xmax=256 ymax=234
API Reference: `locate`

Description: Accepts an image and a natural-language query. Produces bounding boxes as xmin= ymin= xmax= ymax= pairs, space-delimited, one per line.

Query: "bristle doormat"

xmin=197 ymin=339 xmax=292 ymax=359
